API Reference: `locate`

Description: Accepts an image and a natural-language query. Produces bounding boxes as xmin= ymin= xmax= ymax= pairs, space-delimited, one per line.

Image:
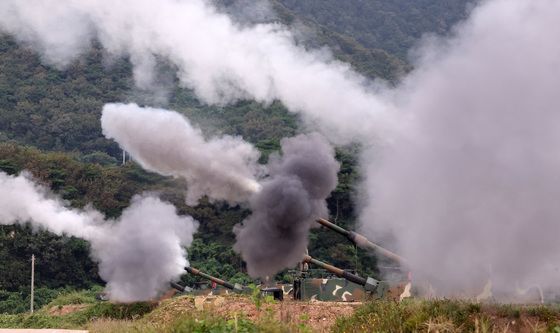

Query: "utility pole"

xmin=30 ymin=254 xmax=35 ymax=313
xmin=122 ymin=150 xmax=126 ymax=165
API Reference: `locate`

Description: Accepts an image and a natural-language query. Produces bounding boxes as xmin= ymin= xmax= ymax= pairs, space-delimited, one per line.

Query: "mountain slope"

xmin=277 ymin=0 xmax=474 ymax=59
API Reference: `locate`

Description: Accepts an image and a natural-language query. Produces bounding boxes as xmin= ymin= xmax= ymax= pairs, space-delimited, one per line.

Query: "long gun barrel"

xmin=170 ymin=281 xmax=193 ymax=293
xmin=316 ymin=218 xmax=407 ymax=265
xmin=302 ymin=255 xmax=378 ymax=291
xmin=185 ymin=267 xmax=244 ymax=292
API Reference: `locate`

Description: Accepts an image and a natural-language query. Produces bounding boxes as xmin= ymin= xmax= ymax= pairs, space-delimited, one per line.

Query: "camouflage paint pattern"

xmin=292 ymin=277 xmax=409 ymax=302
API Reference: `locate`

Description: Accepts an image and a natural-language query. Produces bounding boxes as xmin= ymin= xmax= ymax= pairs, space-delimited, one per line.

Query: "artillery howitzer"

xmin=316 ymin=218 xmax=407 ymax=266
xmin=186 ymin=267 xmax=284 ymax=300
xmin=296 ymin=254 xmax=409 ymax=301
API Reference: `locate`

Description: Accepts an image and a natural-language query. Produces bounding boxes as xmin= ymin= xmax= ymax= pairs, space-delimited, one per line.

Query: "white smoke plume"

xmin=0 ymin=171 xmax=198 ymax=302
xmin=0 ymin=0 xmax=394 ymax=142
xmin=101 ymin=103 xmax=262 ymax=204
xmin=360 ymin=0 xmax=560 ymax=298
xmin=92 ymin=195 xmax=198 ymax=302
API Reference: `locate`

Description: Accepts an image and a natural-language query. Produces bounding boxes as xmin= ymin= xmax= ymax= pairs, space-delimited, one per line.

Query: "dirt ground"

xmin=478 ymin=305 xmax=555 ymax=333
xmin=45 ymin=296 xmax=560 ymax=332
xmin=143 ymin=294 xmax=359 ymax=332
xmin=191 ymin=295 xmax=360 ymax=332
xmin=47 ymin=305 xmax=89 ymax=316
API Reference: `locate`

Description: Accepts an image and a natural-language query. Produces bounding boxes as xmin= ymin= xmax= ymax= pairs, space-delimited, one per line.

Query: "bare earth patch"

xmin=187 ymin=295 xmax=359 ymax=332
xmin=47 ymin=305 xmax=89 ymax=316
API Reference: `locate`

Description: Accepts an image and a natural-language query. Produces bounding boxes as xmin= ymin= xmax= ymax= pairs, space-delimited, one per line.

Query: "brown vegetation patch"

xmin=195 ymin=295 xmax=359 ymax=332
xmin=141 ymin=295 xmax=196 ymax=325
xmin=47 ymin=304 xmax=88 ymax=316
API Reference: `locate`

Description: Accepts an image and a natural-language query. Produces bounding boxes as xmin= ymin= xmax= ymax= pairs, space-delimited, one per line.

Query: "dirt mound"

xmin=142 ymin=295 xmax=196 ymax=325
xmin=161 ymin=295 xmax=359 ymax=332
xmin=47 ymin=304 xmax=88 ymax=316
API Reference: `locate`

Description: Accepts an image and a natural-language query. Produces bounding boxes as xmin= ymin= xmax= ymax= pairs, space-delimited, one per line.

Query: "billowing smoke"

xmin=0 ymin=171 xmax=198 ymax=302
xmin=92 ymin=195 xmax=197 ymax=302
xmin=234 ymin=133 xmax=339 ymax=278
xmin=4 ymin=0 xmax=560 ymax=300
xmin=0 ymin=0 xmax=394 ymax=142
xmin=360 ymin=0 xmax=560 ymax=297
xmin=101 ymin=103 xmax=262 ymax=204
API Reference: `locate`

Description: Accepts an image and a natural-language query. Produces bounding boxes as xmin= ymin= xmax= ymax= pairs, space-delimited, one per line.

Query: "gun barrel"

xmin=303 ymin=255 xmax=368 ymax=286
xmin=316 ymin=218 xmax=407 ymax=265
xmin=170 ymin=281 xmax=193 ymax=293
xmin=185 ymin=266 xmax=242 ymax=291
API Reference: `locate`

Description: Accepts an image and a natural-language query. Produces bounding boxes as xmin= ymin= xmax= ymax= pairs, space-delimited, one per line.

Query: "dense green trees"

xmin=0 ymin=37 xmax=131 ymax=155
xmin=277 ymin=0 xmax=473 ymax=59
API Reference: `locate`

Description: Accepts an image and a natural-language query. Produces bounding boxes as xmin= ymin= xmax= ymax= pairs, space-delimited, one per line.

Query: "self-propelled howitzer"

xmin=315 ymin=218 xmax=407 ymax=266
xmin=299 ymin=254 xmax=409 ymax=301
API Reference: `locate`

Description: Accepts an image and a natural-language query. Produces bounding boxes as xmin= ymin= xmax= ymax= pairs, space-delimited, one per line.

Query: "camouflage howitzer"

xmin=316 ymin=218 xmax=407 ymax=266
xmin=295 ymin=255 xmax=409 ymax=301
xmin=185 ymin=266 xmax=245 ymax=293
xmin=185 ymin=267 xmax=285 ymax=300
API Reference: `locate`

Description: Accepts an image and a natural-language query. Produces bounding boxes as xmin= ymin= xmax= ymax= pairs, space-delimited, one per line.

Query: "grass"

xmin=0 ymin=302 xmax=157 ymax=329
xmin=3 ymin=289 xmax=560 ymax=332
xmin=333 ymin=299 xmax=560 ymax=333
xmin=46 ymin=288 xmax=100 ymax=307
xmin=0 ymin=289 xmax=157 ymax=330
xmin=0 ymin=290 xmax=301 ymax=332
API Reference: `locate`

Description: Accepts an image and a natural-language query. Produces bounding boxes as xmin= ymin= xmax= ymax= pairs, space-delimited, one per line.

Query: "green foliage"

xmin=0 ymin=224 xmax=102 ymax=292
xmin=0 ymin=291 xmax=300 ymax=332
xmin=0 ymin=35 xmax=131 ymax=155
xmin=527 ymin=305 xmax=559 ymax=322
xmin=80 ymin=302 xmax=156 ymax=322
xmin=167 ymin=309 xmax=302 ymax=333
xmin=276 ymin=0 xmax=472 ymax=59
xmin=0 ymin=287 xmax=104 ymax=315
xmin=0 ymin=143 xmax=159 ymax=214
xmin=80 ymin=151 xmax=118 ymax=166
xmin=0 ymin=298 xmax=156 ymax=329
xmin=247 ymin=284 xmax=274 ymax=310
xmin=0 ymin=34 xmax=302 ymax=159
xmin=296 ymin=314 xmax=312 ymax=333
xmin=0 ymin=287 xmax=68 ymax=315
xmin=87 ymin=319 xmax=160 ymax=333
xmin=267 ymin=1 xmax=409 ymax=82
xmin=170 ymin=313 xmax=258 ymax=333
xmin=333 ymin=299 xmax=560 ymax=333
xmin=495 ymin=303 xmax=520 ymax=319
xmin=46 ymin=288 xmax=101 ymax=307
xmin=182 ymin=239 xmax=251 ymax=287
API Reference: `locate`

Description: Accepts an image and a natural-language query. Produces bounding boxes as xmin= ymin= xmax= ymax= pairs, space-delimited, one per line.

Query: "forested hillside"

xmin=0 ymin=0 xmax=452 ymax=312
xmin=277 ymin=0 xmax=474 ymax=58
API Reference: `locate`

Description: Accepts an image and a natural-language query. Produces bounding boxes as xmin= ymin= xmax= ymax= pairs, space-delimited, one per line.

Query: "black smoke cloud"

xmin=234 ymin=133 xmax=339 ymax=278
